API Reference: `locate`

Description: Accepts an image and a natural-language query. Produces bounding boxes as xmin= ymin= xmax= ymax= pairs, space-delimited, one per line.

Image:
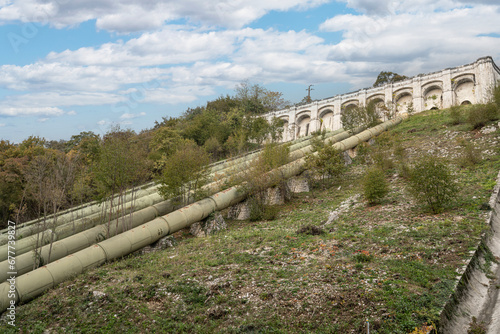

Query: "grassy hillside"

xmin=2 ymin=106 xmax=500 ymax=333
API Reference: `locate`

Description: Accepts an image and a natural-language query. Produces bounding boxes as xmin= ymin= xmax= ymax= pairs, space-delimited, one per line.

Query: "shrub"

xmin=355 ymin=142 xmax=371 ymax=165
xmin=363 ymin=167 xmax=389 ymax=205
xmin=466 ymin=103 xmax=499 ymax=129
xmin=248 ymin=197 xmax=280 ymax=221
xmin=406 ymin=102 xmax=415 ymax=117
xmin=341 ymin=103 xmax=380 ymax=132
xmin=305 ymin=136 xmax=346 ymax=186
xmin=157 ymin=141 xmax=210 ymax=206
xmin=353 ymin=250 xmax=373 ymax=263
xmin=243 ymin=143 xmax=290 ymax=221
xmin=448 ymin=106 xmax=464 ymax=125
xmin=407 ymin=155 xmax=459 ymax=213
xmin=458 ymin=139 xmax=481 ymax=167
xmin=467 ymin=317 xmax=486 ymax=334
xmin=296 ymin=224 xmax=325 ymax=235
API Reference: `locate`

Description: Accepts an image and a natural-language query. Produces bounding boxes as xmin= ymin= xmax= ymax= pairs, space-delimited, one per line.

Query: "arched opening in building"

xmin=367 ymin=97 xmax=386 ymax=118
xmin=461 ymin=100 xmax=472 ymax=105
xmin=319 ymin=109 xmax=334 ymax=132
xmin=453 ymin=75 xmax=475 ymax=106
xmin=394 ymin=91 xmax=413 ymax=113
xmin=342 ymin=103 xmax=358 ymax=114
xmin=296 ymin=114 xmax=311 ymax=138
xmin=423 ymin=84 xmax=443 ymax=110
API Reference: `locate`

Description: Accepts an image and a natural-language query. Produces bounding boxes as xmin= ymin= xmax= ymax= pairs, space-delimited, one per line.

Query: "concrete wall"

xmin=439 ymin=171 xmax=500 ymax=333
xmin=266 ymin=56 xmax=500 ymax=142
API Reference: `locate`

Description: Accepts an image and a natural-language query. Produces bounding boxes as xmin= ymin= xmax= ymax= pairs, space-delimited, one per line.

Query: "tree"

xmin=305 ymin=134 xmax=346 ymax=187
xmin=341 ymin=104 xmax=380 ymax=132
xmin=363 ymin=167 xmax=389 ymax=205
xmin=0 ymin=141 xmax=27 ymax=226
xmin=242 ymin=142 xmax=290 ymax=221
xmin=373 ymin=71 xmax=408 ymax=87
xmin=93 ymin=126 xmax=150 ymax=236
xmin=407 ymin=155 xmax=459 ymax=213
xmin=235 ymin=80 xmax=289 ymax=114
xmin=157 ymin=141 xmax=210 ymax=206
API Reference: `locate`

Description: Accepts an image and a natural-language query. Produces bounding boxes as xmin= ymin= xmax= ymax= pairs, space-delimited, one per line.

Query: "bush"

xmin=466 ymin=103 xmax=499 ymax=129
xmin=355 ymin=142 xmax=371 ymax=164
xmin=296 ymin=224 xmax=325 ymax=235
xmin=341 ymin=102 xmax=380 ymax=132
xmin=305 ymin=135 xmax=346 ymax=186
xmin=407 ymin=155 xmax=459 ymax=213
xmin=458 ymin=139 xmax=481 ymax=167
xmin=157 ymin=141 xmax=210 ymax=205
xmin=248 ymin=197 xmax=280 ymax=221
xmin=363 ymin=167 xmax=389 ymax=205
xmin=243 ymin=143 xmax=290 ymax=221
xmin=448 ymin=106 xmax=464 ymax=125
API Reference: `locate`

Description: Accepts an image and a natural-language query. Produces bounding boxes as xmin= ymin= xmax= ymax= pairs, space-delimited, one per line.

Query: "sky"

xmin=0 ymin=0 xmax=499 ymax=143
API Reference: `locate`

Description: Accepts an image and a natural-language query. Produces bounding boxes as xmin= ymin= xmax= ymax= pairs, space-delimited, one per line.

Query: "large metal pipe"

xmin=0 ymin=116 xmax=404 ymax=312
xmin=0 ymin=128 xmax=355 ymax=279
xmin=1 ymin=128 xmax=344 ymax=239
xmin=0 ymin=128 xmax=349 ymax=251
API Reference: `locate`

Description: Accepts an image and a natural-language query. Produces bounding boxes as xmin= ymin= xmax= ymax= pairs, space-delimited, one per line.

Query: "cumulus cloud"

xmin=0 ymin=63 xmax=166 ymax=92
xmin=120 ymin=112 xmax=146 ymax=120
xmin=1 ymin=0 xmax=500 ymax=122
xmin=46 ymin=28 xmax=237 ymax=67
xmin=0 ymin=106 xmax=66 ymax=117
xmin=0 ymin=0 xmax=328 ymax=31
xmin=320 ymin=4 xmax=500 ymax=84
xmin=338 ymin=0 xmax=470 ymax=15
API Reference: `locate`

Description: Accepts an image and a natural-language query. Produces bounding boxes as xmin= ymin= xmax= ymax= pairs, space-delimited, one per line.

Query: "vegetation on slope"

xmin=0 ymin=82 xmax=287 ymax=228
xmin=2 ymin=100 xmax=500 ymax=333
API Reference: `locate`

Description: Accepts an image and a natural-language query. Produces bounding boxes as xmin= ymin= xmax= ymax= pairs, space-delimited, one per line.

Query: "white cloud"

xmin=46 ymin=28 xmax=237 ymax=66
xmin=0 ymin=106 xmax=66 ymax=116
xmin=0 ymin=63 xmax=166 ymax=92
xmin=120 ymin=112 xmax=146 ymax=120
xmin=0 ymin=123 xmax=5 ymax=127
xmin=1 ymin=0 xmax=500 ymax=123
xmin=338 ymin=0 xmax=465 ymax=15
xmin=0 ymin=0 xmax=328 ymax=32
xmin=320 ymin=4 xmax=500 ymax=86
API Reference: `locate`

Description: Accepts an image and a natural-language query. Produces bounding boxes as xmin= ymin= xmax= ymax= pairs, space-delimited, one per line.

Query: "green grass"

xmin=2 ymin=106 xmax=500 ymax=333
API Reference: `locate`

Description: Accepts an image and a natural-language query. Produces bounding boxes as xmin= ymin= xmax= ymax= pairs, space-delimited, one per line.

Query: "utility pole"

xmin=306 ymin=84 xmax=314 ymax=103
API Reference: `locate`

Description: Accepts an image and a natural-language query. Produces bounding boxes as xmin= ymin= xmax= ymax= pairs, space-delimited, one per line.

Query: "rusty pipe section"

xmin=0 ymin=116 xmax=404 ymax=312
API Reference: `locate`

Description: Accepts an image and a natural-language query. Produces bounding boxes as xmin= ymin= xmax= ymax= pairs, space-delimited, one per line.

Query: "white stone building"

xmin=265 ymin=56 xmax=500 ymax=142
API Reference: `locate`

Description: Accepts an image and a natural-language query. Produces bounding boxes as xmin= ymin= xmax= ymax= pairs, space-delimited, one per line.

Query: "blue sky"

xmin=0 ymin=0 xmax=499 ymax=143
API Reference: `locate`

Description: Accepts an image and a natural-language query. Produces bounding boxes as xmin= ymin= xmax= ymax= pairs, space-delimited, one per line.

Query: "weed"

xmin=467 ymin=316 xmax=486 ymax=334
xmin=296 ymin=224 xmax=324 ymax=235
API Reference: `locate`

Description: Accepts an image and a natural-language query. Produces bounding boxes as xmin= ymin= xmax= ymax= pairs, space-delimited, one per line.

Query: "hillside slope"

xmin=2 ymin=107 xmax=500 ymax=333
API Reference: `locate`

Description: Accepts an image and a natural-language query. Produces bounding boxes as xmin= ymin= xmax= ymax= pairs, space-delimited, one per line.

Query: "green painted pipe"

xmin=0 ymin=128 xmax=348 ymax=249
xmin=0 ymin=116 xmax=405 ymax=312
xmin=1 ymin=127 xmax=342 ymax=238
xmin=0 ymin=128 xmax=351 ymax=278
